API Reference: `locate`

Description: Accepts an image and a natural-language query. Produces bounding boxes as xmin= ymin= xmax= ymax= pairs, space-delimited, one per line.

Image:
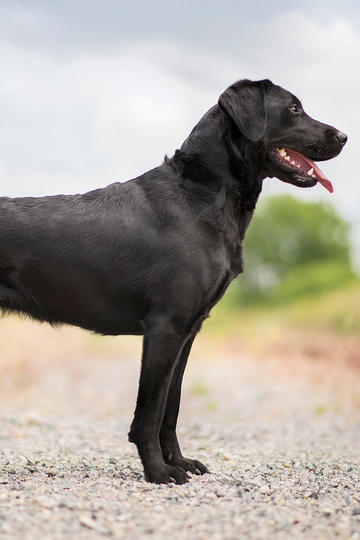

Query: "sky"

xmin=0 ymin=0 xmax=359 ymax=254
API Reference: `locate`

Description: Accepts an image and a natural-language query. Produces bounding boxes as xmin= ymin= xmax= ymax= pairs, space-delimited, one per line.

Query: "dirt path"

xmin=0 ymin=320 xmax=359 ymax=539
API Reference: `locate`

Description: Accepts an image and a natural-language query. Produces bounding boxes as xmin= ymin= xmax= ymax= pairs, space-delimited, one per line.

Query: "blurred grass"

xmin=0 ymin=282 xmax=359 ymax=410
xmin=202 ymin=280 xmax=360 ymax=378
xmin=0 ymin=280 xmax=359 ymax=398
xmin=205 ymin=280 xmax=360 ymax=339
xmin=0 ymin=281 xmax=359 ymax=365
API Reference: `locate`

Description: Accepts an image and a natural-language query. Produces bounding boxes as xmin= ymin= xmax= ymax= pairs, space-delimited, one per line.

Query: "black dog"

xmin=0 ymin=79 xmax=347 ymax=484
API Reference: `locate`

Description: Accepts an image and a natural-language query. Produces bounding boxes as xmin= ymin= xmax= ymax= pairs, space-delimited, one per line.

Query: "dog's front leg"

xmin=128 ymin=323 xmax=190 ymax=484
xmin=160 ymin=333 xmax=209 ymax=475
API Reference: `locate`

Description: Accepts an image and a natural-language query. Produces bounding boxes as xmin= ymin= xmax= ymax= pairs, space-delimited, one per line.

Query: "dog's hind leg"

xmin=0 ymin=268 xmax=29 ymax=307
xmin=128 ymin=320 xmax=190 ymax=484
xmin=159 ymin=332 xmax=209 ymax=475
xmin=0 ymin=276 xmax=24 ymax=303
xmin=0 ymin=283 xmax=16 ymax=300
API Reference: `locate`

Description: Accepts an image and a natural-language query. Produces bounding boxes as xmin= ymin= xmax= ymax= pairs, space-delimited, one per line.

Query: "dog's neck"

xmin=171 ymin=105 xmax=266 ymax=275
xmin=179 ymin=105 xmax=265 ymax=212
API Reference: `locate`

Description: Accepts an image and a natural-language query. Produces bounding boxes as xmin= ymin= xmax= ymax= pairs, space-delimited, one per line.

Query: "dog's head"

xmin=218 ymin=79 xmax=347 ymax=192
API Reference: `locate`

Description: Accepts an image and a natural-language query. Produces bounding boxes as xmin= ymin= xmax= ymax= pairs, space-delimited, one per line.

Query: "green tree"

xmin=234 ymin=195 xmax=355 ymax=304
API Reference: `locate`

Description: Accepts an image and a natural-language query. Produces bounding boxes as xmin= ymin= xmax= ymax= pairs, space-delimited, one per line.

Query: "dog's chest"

xmin=220 ymin=205 xmax=254 ymax=276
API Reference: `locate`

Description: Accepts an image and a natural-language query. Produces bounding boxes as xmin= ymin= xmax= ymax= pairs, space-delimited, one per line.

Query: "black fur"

xmin=0 ymin=79 xmax=346 ymax=483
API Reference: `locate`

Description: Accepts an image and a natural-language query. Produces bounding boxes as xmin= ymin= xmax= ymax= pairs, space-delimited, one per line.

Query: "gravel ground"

xmin=0 ymin=333 xmax=359 ymax=540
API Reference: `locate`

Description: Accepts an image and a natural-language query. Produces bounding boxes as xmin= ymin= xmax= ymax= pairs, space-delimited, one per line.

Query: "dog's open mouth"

xmin=269 ymin=147 xmax=334 ymax=193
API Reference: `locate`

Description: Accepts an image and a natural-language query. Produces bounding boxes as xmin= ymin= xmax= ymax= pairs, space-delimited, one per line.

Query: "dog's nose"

xmin=336 ymin=131 xmax=348 ymax=145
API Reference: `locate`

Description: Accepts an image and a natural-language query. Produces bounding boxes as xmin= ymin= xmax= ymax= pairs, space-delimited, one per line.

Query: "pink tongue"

xmin=286 ymin=148 xmax=333 ymax=194
xmin=313 ymin=163 xmax=333 ymax=194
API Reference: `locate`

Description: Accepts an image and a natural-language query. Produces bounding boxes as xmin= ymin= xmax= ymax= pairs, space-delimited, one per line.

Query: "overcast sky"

xmin=0 ymin=1 xmax=359 ymax=253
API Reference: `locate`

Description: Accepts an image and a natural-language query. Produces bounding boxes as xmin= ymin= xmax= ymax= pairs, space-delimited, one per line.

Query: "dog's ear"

xmin=218 ymin=79 xmax=270 ymax=142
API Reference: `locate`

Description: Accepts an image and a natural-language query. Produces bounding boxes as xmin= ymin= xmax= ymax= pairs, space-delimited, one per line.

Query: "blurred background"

xmin=0 ymin=0 xmax=359 ymax=410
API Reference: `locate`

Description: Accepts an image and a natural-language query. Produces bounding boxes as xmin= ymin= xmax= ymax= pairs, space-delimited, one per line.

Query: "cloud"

xmin=0 ymin=40 xmax=243 ymax=195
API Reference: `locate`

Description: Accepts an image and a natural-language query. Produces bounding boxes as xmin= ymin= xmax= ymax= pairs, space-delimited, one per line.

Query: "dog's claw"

xmin=144 ymin=464 xmax=189 ymax=485
xmin=165 ymin=456 xmax=209 ymax=475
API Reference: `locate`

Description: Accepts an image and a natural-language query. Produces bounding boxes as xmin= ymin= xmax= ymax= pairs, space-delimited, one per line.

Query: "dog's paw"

xmin=165 ymin=456 xmax=209 ymax=475
xmin=144 ymin=464 xmax=190 ymax=485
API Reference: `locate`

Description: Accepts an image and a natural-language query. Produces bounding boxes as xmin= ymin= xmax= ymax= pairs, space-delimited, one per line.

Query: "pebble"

xmin=79 ymin=514 xmax=97 ymax=529
xmin=0 ymin=353 xmax=358 ymax=540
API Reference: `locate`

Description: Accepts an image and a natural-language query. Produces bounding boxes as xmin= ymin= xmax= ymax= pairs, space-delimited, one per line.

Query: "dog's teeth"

xmin=279 ymin=148 xmax=287 ymax=157
xmin=291 ymin=161 xmax=296 ymax=165
xmin=312 ymin=173 xmax=317 ymax=179
xmin=285 ymin=156 xmax=290 ymax=162
xmin=307 ymin=167 xmax=314 ymax=176
xmin=297 ymin=165 xmax=301 ymax=168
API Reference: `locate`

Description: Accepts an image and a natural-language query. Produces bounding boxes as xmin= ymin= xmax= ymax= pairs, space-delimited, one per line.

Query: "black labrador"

xmin=0 ymin=79 xmax=347 ymax=484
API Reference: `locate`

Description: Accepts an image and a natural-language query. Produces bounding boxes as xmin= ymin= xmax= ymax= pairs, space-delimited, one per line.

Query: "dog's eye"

xmin=289 ymin=104 xmax=301 ymax=114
